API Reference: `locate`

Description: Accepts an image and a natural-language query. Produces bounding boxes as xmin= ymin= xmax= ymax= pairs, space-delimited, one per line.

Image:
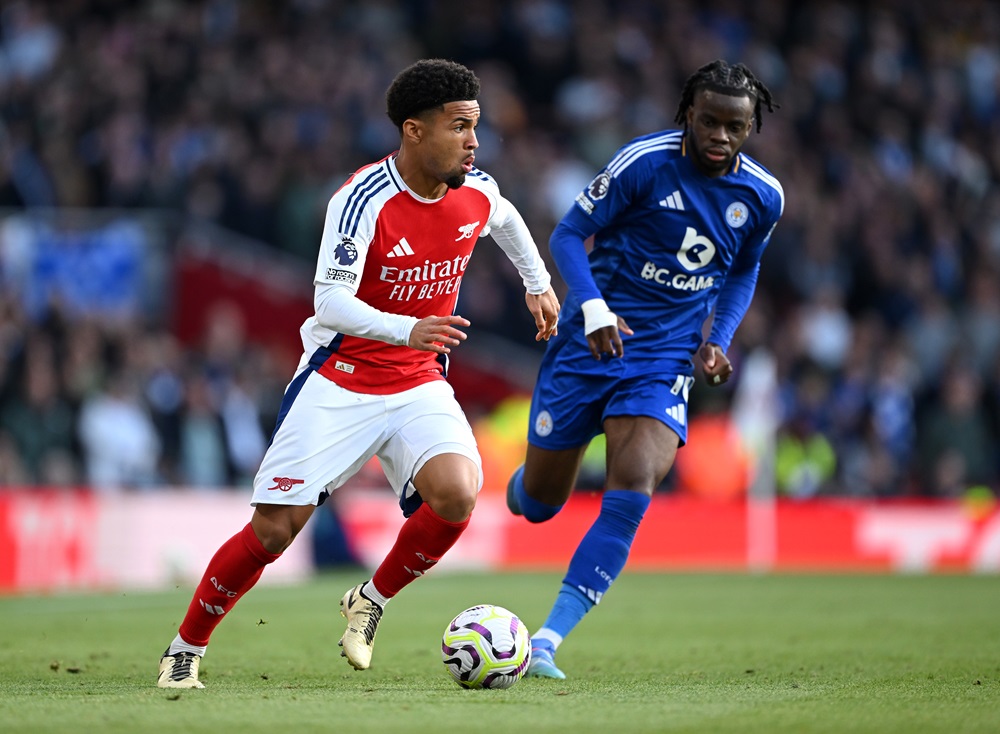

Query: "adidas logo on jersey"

xmin=659 ymin=190 xmax=685 ymax=210
xmin=386 ymin=237 xmax=415 ymax=258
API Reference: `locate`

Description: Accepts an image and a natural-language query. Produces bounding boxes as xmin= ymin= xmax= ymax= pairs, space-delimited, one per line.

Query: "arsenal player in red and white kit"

xmin=301 ymin=148 xmax=549 ymax=393
xmin=157 ymin=59 xmax=560 ymax=688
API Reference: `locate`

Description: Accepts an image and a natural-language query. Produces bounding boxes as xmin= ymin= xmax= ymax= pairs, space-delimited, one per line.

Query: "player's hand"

xmin=587 ymin=315 xmax=634 ymax=360
xmin=408 ymin=315 xmax=470 ymax=354
xmin=526 ymin=287 xmax=560 ymax=341
xmin=700 ymin=342 xmax=733 ymax=386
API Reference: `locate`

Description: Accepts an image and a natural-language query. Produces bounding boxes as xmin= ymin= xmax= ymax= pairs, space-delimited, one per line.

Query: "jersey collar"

xmin=388 ymin=154 xmax=446 ymax=203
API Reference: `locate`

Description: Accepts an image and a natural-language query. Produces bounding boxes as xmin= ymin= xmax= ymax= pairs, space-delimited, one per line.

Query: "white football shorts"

xmin=250 ymin=373 xmax=482 ymax=507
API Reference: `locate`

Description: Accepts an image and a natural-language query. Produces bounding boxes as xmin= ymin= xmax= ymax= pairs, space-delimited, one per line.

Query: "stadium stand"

xmin=1 ymin=0 xmax=998 ymax=498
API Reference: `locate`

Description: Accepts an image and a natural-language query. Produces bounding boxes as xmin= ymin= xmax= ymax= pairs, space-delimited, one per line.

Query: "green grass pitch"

xmin=1 ymin=571 xmax=998 ymax=734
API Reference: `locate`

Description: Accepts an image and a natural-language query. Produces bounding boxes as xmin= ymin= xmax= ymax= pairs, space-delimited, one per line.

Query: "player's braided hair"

xmin=386 ymin=59 xmax=481 ymax=130
xmin=674 ymin=60 xmax=778 ymax=133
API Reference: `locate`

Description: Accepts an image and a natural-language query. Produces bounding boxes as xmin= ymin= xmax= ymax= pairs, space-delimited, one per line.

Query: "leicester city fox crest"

xmin=534 ymin=410 xmax=553 ymax=437
xmin=725 ymin=201 xmax=749 ymax=228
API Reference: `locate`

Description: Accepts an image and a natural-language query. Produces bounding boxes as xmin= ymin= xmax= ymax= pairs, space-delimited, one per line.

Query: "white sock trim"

xmin=531 ymin=628 xmax=564 ymax=649
xmin=361 ymin=580 xmax=390 ymax=607
xmin=168 ymin=633 xmax=207 ymax=658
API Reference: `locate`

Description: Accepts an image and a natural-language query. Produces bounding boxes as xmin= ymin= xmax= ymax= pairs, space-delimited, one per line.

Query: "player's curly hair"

xmin=674 ymin=60 xmax=778 ymax=133
xmin=385 ymin=59 xmax=481 ymax=130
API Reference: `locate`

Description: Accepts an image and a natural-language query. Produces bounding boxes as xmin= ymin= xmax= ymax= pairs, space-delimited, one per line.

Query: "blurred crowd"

xmin=1 ymin=0 xmax=999 ymax=498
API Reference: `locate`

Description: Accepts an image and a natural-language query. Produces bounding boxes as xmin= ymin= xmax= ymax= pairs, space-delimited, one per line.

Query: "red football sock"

xmin=178 ymin=523 xmax=281 ymax=646
xmin=371 ymin=503 xmax=469 ymax=598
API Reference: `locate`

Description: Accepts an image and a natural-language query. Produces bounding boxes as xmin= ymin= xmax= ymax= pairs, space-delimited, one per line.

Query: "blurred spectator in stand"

xmin=177 ymin=372 xmax=227 ymax=488
xmin=192 ymin=300 xmax=269 ymax=486
xmin=839 ymin=413 xmax=908 ymax=498
xmin=825 ymin=352 xmax=899 ymax=499
xmin=775 ymin=417 xmax=837 ymax=499
xmin=77 ymin=368 xmax=161 ymax=490
xmin=0 ymin=431 xmax=30 ymax=485
xmin=58 ymin=318 xmax=108 ymax=414
xmin=916 ymin=364 xmax=998 ymax=498
xmin=775 ymin=361 xmax=837 ymax=498
xmin=795 ymin=283 xmax=853 ymax=373
xmin=984 ymin=355 xmax=1000 ymax=481
xmin=904 ymin=273 xmax=958 ymax=390
xmin=962 ymin=268 xmax=1000 ymax=377
xmin=141 ymin=332 xmax=186 ymax=483
xmin=198 ymin=300 xmax=245 ymax=396
xmin=220 ymin=363 xmax=267 ymax=487
xmin=868 ymin=340 xmax=918 ymax=482
xmin=0 ymin=333 xmax=79 ymax=484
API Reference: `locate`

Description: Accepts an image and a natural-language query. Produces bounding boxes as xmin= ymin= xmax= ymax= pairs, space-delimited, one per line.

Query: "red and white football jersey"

xmin=298 ymin=154 xmax=540 ymax=394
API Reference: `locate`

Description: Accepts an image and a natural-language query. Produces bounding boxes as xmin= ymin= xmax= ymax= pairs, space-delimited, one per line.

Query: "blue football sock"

xmin=513 ymin=466 xmax=563 ymax=523
xmin=540 ymin=490 xmax=651 ymax=643
xmin=535 ymin=587 xmax=590 ymax=649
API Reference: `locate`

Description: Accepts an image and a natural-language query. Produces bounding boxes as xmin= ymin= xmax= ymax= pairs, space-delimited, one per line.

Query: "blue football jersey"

xmin=552 ymin=129 xmax=784 ymax=373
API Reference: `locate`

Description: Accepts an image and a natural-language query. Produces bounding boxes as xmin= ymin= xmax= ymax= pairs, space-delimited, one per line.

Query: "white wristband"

xmin=581 ymin=298 xmax=618 ymax=336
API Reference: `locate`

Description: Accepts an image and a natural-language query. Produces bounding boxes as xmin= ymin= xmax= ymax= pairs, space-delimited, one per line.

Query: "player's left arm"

xmin=700 ymin=262 xmax=757 ymax=386
xmin=704 ymin=205 xmax=782 ymax=386
xmin=487 ymin=196 xmax=560 ymax=341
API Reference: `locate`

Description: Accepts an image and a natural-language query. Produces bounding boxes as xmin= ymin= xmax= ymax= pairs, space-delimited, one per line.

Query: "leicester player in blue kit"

xmin=507 ymin=60 xmax=784 ymax=679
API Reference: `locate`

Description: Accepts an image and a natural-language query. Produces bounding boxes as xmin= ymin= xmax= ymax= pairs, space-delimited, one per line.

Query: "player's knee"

xmin=428 ymin=481 xmax=478 ymax=523
xmin=606 ymin=461 xmax=672 ymax=493
xmin=523 ymin=474 xmax=574 ymax=505
xmin=255 ymin=524 xmax=296 ymax=554
xmin=415 ymin=453 xmax=480 ymax=522
xmin=251 ymin=506 xmax=306 ymax=554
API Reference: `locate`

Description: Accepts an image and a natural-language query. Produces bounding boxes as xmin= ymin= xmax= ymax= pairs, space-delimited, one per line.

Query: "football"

xmin=441 ymin=604 xmax=531 ymax=689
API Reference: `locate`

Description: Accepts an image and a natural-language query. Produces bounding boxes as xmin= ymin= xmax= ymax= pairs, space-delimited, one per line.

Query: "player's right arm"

xmin=314 ymin=278 xmax=471 ymax=355
xmin=549 ymin=165 xmax=637 ymax=359
xmin=313 ymin=186 xmax=466 ymax=354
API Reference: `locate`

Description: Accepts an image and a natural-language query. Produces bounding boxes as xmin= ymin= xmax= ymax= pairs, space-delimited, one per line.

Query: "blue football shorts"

xmin=527 ymin=350 xmax=693 ymax=450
